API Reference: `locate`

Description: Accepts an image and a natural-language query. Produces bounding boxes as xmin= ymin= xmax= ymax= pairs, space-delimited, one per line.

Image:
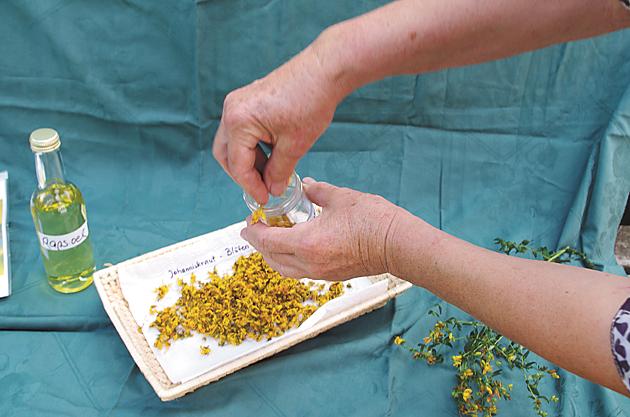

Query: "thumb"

xmin=303 ymin=179 xmax=338 ymax=208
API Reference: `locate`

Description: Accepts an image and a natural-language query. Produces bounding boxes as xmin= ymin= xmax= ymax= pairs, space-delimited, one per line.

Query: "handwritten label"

xmin=167 ymin=243 xmax=251 ymax=279
xmin=224 ymin=244 xmax=250 ymax=257
xmin=168 ymin=255 xmax=217 ymax=279
xmin=38 ymin=222 xmax=89 ymax=251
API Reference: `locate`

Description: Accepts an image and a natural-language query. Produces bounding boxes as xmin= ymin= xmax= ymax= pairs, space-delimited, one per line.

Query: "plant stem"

xmin=487 ymin=335 xmax=504 ymax=352
xmin=545 ymin=246 xmax=569 ymax=263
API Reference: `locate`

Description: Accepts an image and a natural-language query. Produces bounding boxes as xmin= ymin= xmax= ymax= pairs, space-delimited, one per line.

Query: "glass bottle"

xmin=243 ymin=172 xmax=315 ymax=227
xmin=29 ymin=128 xmax=95 ymax=293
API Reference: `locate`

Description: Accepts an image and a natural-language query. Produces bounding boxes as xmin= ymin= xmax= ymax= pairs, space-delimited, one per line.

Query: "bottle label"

xmin=38 ymin=222 xmax=89 ymax=251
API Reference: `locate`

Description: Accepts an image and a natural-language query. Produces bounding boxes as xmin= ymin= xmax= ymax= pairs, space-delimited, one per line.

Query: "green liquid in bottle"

xmin=31 ymin=182 xmax=95 ymax=293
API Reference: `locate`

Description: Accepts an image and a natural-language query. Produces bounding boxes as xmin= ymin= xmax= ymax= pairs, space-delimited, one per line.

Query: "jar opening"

xmin=243 ymin=172 xmax=302 ymax=217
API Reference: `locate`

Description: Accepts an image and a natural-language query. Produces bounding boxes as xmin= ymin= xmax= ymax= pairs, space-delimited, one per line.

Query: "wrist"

xmin=383 ymin=208 xmax=410 ymax=279
xmin=355 ymin=196 xmax=404 ymax=277
xmin=310 ymin=22 xmax=371 ymax=103
xmin=384 ymin=209 xmax=439 ymax=285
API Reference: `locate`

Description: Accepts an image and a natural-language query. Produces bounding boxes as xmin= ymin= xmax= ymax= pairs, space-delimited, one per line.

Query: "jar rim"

xmin=242 ymin=172 xmax=303 ymax=217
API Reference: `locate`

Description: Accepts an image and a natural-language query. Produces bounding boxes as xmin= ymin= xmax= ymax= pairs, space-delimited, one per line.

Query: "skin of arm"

xmin=213 ymin=0 xmax=630 ymax=203
xmin=241 ymin=179 xmax=630 ymax=396
xmin=315 ymin=0 xmax=630 ymax=93
xmin=387 ymin=207 xmax=630 ymax=396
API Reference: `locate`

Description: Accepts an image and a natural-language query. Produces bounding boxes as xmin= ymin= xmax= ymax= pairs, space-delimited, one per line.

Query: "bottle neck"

xmin=34 ymin=149 xmax=66 ymax=189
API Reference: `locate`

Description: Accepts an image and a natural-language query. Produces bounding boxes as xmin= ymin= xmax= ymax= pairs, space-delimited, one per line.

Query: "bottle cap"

xmin=29 ymin=128 xmax=61 ymax=153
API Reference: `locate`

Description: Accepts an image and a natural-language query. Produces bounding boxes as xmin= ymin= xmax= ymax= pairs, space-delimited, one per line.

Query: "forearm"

xmin=313 ymin=0 xmax=630 ymax=94
xmin=387 ymin=211 xmax=629 ymax=395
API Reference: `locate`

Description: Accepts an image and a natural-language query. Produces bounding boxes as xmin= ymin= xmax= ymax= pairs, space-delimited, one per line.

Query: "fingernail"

xmin=303 ymin=177 xmax=315 ymax=184
xmin=270 ymin=181 xmax=284 ymax=196
xmin=256 ymin=195 xmax=269 ymax=206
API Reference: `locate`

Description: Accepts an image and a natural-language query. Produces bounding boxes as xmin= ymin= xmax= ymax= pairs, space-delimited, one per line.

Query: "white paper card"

xmin=117 ymin=221 xmax=388 ymax=384
xmin=37 ymin=221 xmax=89 ymax=251
xmin=0 ymin=171 xmax=10 ymax=298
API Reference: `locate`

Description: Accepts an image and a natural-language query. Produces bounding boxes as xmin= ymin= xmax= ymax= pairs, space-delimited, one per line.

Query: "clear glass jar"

xmin=243 ymin=172 xmax=315 ymax=227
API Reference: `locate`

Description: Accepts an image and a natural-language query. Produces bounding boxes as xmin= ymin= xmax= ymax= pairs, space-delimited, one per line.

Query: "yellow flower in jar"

xmin=251 ymin=206 xmax=267 ymax=224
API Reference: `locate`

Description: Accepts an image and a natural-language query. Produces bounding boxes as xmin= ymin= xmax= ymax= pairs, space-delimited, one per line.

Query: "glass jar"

xmin=243 ymin=172 xmax=315 ymax=227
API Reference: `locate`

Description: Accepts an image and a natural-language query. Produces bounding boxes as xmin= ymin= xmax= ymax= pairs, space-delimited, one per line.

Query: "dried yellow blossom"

xmin=150 ymin=252 xmax=344 ymax=350
xmin=251 ymin=206 xmax=267 ymax=224
xmin=155 ymin=284 xmax=169 ymax=301
xmin=200 ymin=345 xmax=211 ymax=355
xmin=250 ymin=205 xmax=295 ymax=227
xmin=393 ymin=336 xmax=405 ymax=345
xmin=266 ymin=214 xmax=293 ymax=228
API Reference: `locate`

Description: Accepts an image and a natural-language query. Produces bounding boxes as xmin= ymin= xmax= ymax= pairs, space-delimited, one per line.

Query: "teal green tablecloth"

xmin=1 ymin=1 xmax=629 ymax=416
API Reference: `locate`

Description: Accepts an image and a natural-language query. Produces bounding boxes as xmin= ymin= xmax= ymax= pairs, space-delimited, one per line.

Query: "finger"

xmin=227 ymin=140 xmax=269 ymax=205
xmin=303 ymin=180 xmax=338 ymax=208
xmin=240 ymin=222 xmax=297 ymax=254
xmin=264 ymin=138 xmax=302 ymax=196
xmin=212 ymin=122 xmax=229 ymax=173
xmin=263 ymin=252 xmax=307 ymax=279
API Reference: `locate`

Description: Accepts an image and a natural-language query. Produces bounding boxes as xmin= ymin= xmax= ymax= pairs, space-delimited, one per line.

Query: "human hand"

xmin=240 ymin=178 xmax=405 ymax=280
xmin=212 ymin=42 xmax=349 ymax=205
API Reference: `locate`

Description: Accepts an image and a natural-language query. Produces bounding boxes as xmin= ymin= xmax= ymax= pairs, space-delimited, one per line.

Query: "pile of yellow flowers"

xmin=150 ymin=252 xmax=344 ymax=350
